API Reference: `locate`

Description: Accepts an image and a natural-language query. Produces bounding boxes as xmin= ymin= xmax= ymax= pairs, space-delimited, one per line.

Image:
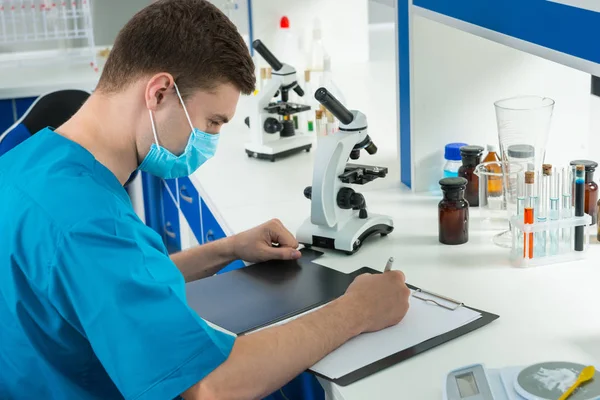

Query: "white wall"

xmin=411 ymin=15 xmax=592 ymax=192
xmin=251 ymin=0 xmax=369 ymax=68
xmin=368 ymin=0 xmax=395 ymax=24
xmin=92 ymin=0 xmax=150 ymax=46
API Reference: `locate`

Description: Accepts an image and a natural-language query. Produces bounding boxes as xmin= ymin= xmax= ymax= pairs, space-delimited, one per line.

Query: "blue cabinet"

xmin=200 ymin=199 xmax=245 ymax=273
xmin=15 ymin=97 xmax=36 ymax=119
xmin=0 ymin=100 xmax=14 ymax=135
xmin=141 ymin=175 xmax=244 ymax=271
xmin=0 ymin=96 xmax=38 ymax=136
xmin=177 ymin=176 xmax=203 ymax=243
xmin=161 ymin=180 xmax=181 ymax=254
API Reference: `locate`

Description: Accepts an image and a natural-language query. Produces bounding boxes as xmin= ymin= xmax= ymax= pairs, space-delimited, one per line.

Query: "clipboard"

xmin=185 ymin=250 xmax=499 ymax=386
xmin=311 ymin=266 xmax=499 ymax=386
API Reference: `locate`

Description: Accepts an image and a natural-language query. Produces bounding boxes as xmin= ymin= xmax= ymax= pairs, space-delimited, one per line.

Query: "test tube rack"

xmin=509 ymin=214 xmax=591 ymax=268
xmin=0 ymin=0 xmax=97 ymax=70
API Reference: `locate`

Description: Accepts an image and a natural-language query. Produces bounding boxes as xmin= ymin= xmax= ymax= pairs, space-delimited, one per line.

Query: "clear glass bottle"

xmin=439 ymin=177 xmax=469 ymax=245
xmin=443 ymin=143 xmax=467 ymax=178
xmin=319 ymin=55 xmax=347 ymax=107
xmin=569 ymin=160 xmax=598 ymax=225
xmin=458 ymin=145 xmax=484 ymax=207
xmin=310 ymin=18 xmax=325 ymax=71
xmin=303 ymin=70 xmax=316 ymax=133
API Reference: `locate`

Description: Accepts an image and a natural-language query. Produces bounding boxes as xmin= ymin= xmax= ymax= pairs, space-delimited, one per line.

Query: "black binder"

xmin=185 ymin=248 xmax=499 ymax=386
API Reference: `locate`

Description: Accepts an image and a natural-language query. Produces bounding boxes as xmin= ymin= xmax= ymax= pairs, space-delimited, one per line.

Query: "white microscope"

xmin=245 ymin=40 xmax=313 ymax=162
xmin=296 ymin=88 xmax=394 ymax=254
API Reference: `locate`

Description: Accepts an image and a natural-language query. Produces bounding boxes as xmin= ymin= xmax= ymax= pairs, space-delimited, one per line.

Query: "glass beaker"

xmin=494 ymin=95 xmax=554 ymax=247
xmin=475 ymin=161 xmax=523 ymax=231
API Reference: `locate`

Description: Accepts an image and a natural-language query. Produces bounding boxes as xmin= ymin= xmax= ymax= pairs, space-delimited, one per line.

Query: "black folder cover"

xmin=185 ymin=248 xmax=499 ymax=386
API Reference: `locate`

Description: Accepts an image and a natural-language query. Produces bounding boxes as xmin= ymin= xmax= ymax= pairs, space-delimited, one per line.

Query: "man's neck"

xmin=57 ymin=92 xmax=141 ymax=185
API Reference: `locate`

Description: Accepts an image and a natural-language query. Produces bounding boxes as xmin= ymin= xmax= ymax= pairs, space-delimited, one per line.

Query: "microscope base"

xmin=245 ymin=135 xmax=313 ymax=162
xmin=297 ymin=213 xmax=394 ymax=255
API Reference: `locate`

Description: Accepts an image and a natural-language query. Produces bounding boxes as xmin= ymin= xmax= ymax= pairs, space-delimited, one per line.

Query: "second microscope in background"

xmin=245 ymin=39 xmax=313 ymax=162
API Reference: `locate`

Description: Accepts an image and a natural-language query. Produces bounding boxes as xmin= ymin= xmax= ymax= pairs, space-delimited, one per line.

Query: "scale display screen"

xmin=456 ymin=372 xmax=480 ymax=397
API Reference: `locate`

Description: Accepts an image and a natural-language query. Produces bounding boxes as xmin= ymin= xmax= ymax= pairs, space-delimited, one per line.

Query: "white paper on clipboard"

xmin=309 ymin=291 xmax=482 ymax=379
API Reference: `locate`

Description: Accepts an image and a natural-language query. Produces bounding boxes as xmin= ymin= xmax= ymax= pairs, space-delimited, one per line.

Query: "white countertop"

xmin=0 ymin=50 xmax=106 ymax=100
xmin=190 ymin=67 xmax=600 ymax=399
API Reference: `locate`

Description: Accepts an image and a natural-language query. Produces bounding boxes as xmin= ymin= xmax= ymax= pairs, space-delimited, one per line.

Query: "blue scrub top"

xmin=0 ymin=128 xmax=235 ymax=399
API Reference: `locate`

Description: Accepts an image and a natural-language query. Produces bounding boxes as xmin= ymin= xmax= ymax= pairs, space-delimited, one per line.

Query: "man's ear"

xmin=145 ymin=73 xmax=175 ymax=111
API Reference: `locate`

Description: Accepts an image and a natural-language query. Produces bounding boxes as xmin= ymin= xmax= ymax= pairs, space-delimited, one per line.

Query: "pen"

xmin=384 ymin=257 xmax=394 ymax=272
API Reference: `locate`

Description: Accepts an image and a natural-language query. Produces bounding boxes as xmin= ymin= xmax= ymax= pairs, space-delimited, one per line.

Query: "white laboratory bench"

xmin=0 ymin=62 xmax=101 ymax=100
xmin=189 ymin=96 xmax=600 ymax=399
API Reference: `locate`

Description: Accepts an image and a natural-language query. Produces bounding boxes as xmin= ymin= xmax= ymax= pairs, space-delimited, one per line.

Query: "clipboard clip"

xmin=412 ymin=288 xmax=464 ymax=311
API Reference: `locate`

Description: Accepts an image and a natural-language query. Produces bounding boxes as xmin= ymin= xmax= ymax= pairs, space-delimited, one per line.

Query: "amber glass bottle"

xmin=483 ymin=144 xmax=502 ymax=197
xmin=458 ymin=146 xmax=484 ymax=207
xmin=439 ymin=177 xmax=469 ymax=245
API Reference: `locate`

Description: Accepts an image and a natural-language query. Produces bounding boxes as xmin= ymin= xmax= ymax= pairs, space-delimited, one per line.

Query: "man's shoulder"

xmin=0 ymin=136 xmax=131 ymax=229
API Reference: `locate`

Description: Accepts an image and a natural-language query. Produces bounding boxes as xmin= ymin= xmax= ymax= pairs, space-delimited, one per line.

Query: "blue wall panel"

xmin=414 ymin=0 xmax=600 ymax=64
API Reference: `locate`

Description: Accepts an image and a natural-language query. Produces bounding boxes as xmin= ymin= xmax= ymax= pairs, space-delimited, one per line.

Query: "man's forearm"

xmin=185 ymin=295 xmax=365 ymax=400
xmin=170 ymin=237 xmax=238 ymax=282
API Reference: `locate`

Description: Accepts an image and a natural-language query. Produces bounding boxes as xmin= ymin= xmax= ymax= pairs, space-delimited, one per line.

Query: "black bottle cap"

xmin=439 ymin=177 xmax=468 ymax=189
xmin=459 ymin=145 xmax=484 ymax=156
xmin=569 ymin=159 xmax=598 ymax=172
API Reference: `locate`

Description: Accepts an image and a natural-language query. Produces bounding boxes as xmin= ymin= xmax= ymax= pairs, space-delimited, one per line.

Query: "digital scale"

xmin=444 ymin=362 xmax=600 ymax=400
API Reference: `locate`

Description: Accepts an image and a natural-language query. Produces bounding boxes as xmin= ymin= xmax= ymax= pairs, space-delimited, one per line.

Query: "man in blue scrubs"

xmin=0 ymin=1 xmax=411 ymax=399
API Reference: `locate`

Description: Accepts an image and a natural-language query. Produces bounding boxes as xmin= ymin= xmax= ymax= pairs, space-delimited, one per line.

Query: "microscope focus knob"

xmin=304 ymin=186 xmax=312 ymax=200
xmin=365 ymin=141 xmax=378 ymax=155
xmin=337 ymin=188 xmax=365 ymax=210
xmin=264 ymin=117 xmax=283 ymax=134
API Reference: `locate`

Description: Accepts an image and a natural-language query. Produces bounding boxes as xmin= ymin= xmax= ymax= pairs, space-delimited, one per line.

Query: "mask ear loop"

xmin=148 ymin=110 xmax=160 ymax=147
xmin=173 ymin=82 xmax=195 ymax=132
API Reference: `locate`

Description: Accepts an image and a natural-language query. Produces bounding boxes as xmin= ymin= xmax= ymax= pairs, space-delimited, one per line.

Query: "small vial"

xmin=562 ymin=167 xmax=573 ymax=252
xmin=325 ymin=110 xmax=336 ymax=135
xmin=549 ymin=167 xmax=560 ymax=255
xmin=315 ymin=110 xmax=326 ymax=137
xmin=439 ymin=177 xmax=469 ymax=245
xmin=458 ymin=145 xmax=485 ymax=207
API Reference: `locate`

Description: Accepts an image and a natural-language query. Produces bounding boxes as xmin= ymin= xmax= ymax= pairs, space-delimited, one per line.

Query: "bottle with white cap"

xmin=319 ymin=55 xmax=347 ymax=109
xmin=310 ymin=18 xmax=325 ymax=71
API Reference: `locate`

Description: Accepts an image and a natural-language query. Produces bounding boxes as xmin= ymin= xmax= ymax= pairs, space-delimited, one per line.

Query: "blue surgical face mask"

xmin=138 ymin=82 xmax=219 ymax=179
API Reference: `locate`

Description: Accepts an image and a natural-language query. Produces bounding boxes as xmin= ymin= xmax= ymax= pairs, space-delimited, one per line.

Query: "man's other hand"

xmin=232 ymin=219 xmax=301 ymax=263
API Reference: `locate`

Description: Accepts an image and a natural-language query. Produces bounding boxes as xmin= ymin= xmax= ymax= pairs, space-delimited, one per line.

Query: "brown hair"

xmin=96 ymin=0 xmax=255 ymax=97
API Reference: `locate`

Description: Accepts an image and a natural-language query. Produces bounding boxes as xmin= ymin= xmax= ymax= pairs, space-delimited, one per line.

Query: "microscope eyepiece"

xmin=252 ymin=40 xmax=283 ymax=71
xmin=314 ymin=87 xmax=354 ymax=125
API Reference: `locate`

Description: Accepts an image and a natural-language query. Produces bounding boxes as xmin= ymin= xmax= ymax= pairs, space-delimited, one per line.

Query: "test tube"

xmin=561 ymin=167 xmax=573 ymax=252
xmin=549 ymin=167 xmax=560 ymax=255
xmin=536 ymin=165 xmax=551 ymax=256
xmin=516 ymin=171 xmax=526 ymax=254
xmin=524 ymin=171 xmax=535 ymax=259
xmin=575 ymin=165 xmax=585 ymax=251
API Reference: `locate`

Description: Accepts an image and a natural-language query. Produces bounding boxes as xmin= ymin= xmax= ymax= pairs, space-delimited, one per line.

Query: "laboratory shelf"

xmin=412 ymin=0 xmax=600 ymax=76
